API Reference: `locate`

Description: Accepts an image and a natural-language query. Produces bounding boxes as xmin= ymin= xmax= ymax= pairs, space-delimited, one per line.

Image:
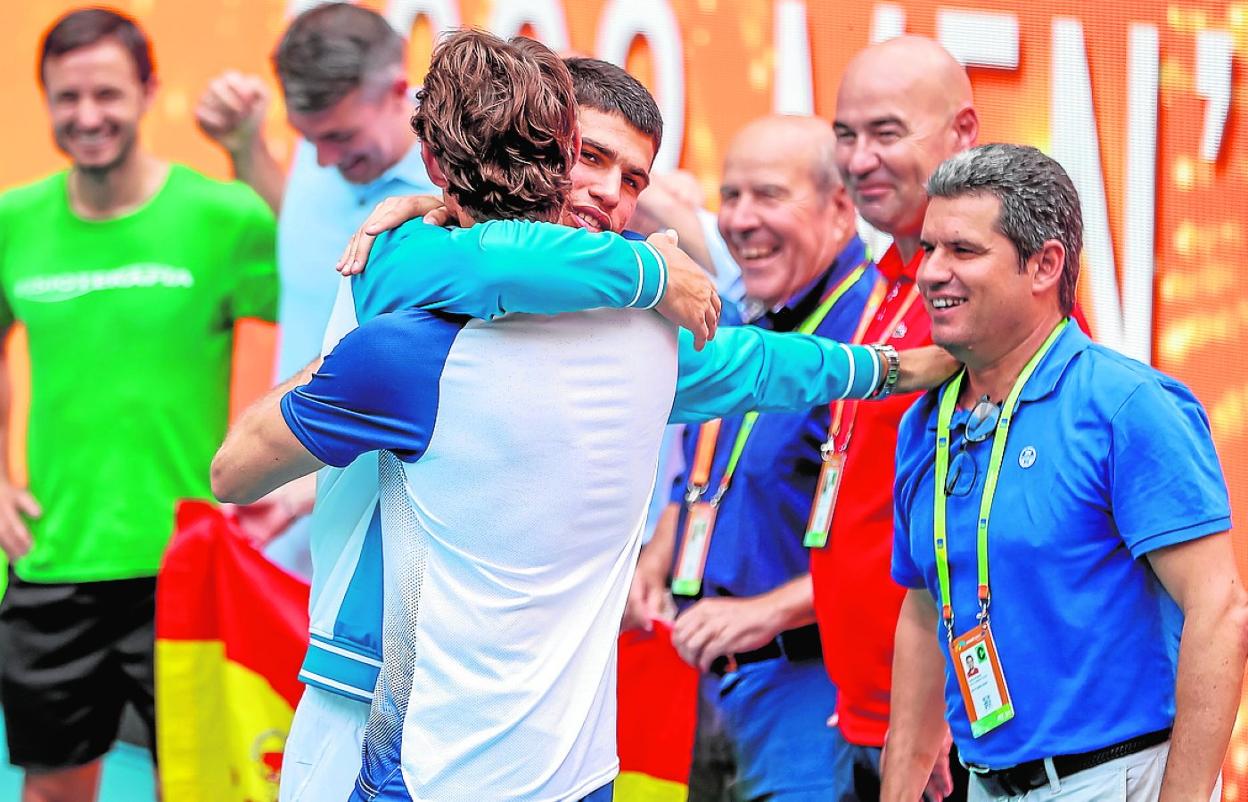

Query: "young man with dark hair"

xmin=0 ymin=7 xmax=277 ymax=801
xmin=236 ymin=46 xmax=954 ymax=801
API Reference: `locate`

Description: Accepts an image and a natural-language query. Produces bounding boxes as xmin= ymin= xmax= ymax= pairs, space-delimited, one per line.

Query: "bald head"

xmin=719 ymin=115 xmax=858 ymax=308
xmin=843 ymin=37 xmax=972 ymax=119
xmin=726 ymin=115 xmax=841 ymax=195
xmin=833 ymin=36 xmax=979 ymax=259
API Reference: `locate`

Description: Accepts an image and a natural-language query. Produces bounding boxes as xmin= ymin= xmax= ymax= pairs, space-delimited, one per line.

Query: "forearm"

xmin=639 ymin=503 xmax=679 ymax=576
xmin=212 ymin=359 xmax=322 ymax=503
xmin=228 ymin=137 xmax=285 ymax=215
xmin=355 ymin=221 xmax=668 ymax=321
xmin=882 ymin=590 xmax=950 ymax=802
xmin=758 ymin=574 xmax=816 ymax=634
xmin=670 ymin=327 xmax=881 ymax=423
xmin=1159 ymin=603 xmax=1248 ymax=800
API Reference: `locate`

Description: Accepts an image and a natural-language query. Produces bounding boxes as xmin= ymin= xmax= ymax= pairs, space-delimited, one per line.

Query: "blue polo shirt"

xmin=892 ymin=323 xmax=1231 ymax=767
xmin=276 ymin=139 xmax=436 ymax=379
xmin=670 ymin=237 xmax=877 ymax=603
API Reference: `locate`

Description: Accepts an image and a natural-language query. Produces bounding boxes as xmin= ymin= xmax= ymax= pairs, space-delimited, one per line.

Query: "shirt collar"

xmin=877 ymin=242 xmax=923 ymax=284
xmin=925 ymin=320 xmax=1089 ymax=431
xmin=747 ymin=235 xmax=868 ymax=329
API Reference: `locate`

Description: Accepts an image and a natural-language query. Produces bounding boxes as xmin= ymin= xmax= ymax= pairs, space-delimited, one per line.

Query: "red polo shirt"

xmin=810 ymin=245 xmax=1092 ymax=747
xmin=809 ymin=243 xmax=929 ymax=747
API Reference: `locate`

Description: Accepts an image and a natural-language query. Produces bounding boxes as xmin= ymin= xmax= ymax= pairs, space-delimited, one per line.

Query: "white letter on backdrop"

xmin=936 ymin=9 xmax=1018 ymax=68
xmin=773 ymin=0 xmax=813 ymax=115
xmin=596 ymin=0 xmax=685 ymax=173
xmin=386 ymin=0 xmax=462 ymax=39
xmin=1051 ymin=17 xmax=1157 ymax=363
xmin=870 ymin=3 xmax=905 ymax=43
xmin=1196 ymin=29 xmax=1232 ymax=163
xmin=1123 ymin=23 xmax=1159 ymax=361
xmin=489 ymin=0 xmax=570 ymax=51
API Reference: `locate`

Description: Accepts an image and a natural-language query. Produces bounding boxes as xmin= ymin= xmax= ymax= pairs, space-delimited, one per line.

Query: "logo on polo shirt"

xmin=15 ymin=264 xmax=194 ymax=303
xmin=1019 ymin=446 xmax=1037 ymax=468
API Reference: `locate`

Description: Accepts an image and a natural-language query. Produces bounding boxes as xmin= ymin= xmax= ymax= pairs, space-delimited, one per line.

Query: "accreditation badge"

xmin=671 ymin=502 xmax=717 ymax=597
xmin=951 ymin=623 xmax=1014 ymax=737
xmin=803 ymin=451 xmax=846 ymax=548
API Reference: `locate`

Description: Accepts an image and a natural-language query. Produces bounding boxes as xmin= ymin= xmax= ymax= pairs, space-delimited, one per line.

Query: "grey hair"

xmin=926 ymin=144 xmax=1083 ymax=314
xmin=273 ymin=3 xmax=405 ymax=114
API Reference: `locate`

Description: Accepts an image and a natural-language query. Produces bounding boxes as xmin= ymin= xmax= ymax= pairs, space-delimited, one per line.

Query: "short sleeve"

xmin=890 ymin=502 xmax=925 ymax=589
xmin=1110 ymin=378 xmax=1232 ymax=557
xmin=226 ymin=188 xmax=279 ymax=323
xmin=280 ymin=309 xmax=465 ymax=468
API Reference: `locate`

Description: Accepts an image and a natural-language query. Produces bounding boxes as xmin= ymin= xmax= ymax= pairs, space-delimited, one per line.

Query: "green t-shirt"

xmin=0 ymin=164 xmax=278 ymax=582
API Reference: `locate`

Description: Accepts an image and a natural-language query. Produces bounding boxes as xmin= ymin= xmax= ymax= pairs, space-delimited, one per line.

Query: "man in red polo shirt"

xmin=815 ymin=36 xmax=978 ymax=800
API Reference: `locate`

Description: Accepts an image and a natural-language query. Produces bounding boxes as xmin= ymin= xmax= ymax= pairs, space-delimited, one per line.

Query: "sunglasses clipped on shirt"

xmin=944 ymin=395 xmax=1002 ymax=497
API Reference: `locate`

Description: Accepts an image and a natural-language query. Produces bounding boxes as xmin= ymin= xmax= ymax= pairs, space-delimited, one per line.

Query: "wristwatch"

xmin=868 ymin=344 xmax=900 ymax=399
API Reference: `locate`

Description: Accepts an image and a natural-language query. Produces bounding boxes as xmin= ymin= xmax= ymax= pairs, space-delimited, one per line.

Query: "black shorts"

xmin=0 ymin=571 xmax=157 ymax=772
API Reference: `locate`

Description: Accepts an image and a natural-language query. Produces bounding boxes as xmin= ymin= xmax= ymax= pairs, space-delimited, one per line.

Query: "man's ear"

xmin=1031 ymin=239 xmax=1065 ymax=298
xmin=952 ymin=105 xmax=979 ymax=151
xmin=389 ymin=75 xmax=409 ymax=101
xmin=420 ymin=142 xmax=448 ymax=189
xmin=139 ymin=74 xmax=159 ymax=114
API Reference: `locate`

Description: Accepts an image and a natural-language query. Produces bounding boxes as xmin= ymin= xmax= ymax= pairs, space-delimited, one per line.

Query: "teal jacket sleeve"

xmin=669 ymin=326 xmax=882 ymax=424
xmin=351 ymin=219 xmax=667 ymax=322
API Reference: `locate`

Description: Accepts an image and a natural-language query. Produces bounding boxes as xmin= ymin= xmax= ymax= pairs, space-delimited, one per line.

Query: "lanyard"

xmin=932 ymin=319 xmax=1069 ymax=640
xmin=822 ymin=279 xmax=922 ymax=456
xmin=686 ymin=260 xmax=871 ymax=506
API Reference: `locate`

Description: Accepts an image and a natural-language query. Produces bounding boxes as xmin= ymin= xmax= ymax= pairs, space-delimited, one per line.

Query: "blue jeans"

xmin=695 ymin=659 xmax=846 ymax=801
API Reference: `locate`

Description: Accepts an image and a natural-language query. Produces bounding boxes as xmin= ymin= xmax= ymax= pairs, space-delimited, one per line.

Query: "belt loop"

xmin=1043 ymin=757 xmax=1061 ymax=794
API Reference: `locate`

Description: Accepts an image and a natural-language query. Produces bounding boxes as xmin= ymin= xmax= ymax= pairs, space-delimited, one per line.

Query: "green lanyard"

xmin=932 ymin=319 xmax=1068 ymax=640
xmin=698 ymin=261 xmax=870 ymax=506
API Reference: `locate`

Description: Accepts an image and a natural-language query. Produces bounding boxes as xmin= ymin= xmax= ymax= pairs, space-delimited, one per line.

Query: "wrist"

xmin=868 ymin=344 xmax=901 ymax=399
xmin=228 ymin=133 xmax=268 ymax=170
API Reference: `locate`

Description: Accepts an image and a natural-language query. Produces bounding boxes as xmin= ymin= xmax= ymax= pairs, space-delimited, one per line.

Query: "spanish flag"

xmin=155 ymin=501 xmax=310 ymax=802
xmin=615 ymin=622 xmax=698 ymax=801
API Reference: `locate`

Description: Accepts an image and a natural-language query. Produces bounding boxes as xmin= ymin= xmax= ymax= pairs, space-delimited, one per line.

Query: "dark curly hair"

xmin=411 ymin=29 xmax=577 ymax=223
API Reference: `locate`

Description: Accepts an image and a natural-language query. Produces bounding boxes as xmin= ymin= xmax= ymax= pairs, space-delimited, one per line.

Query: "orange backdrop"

xmin=3 ymin=0 xmax=1247 ymax=795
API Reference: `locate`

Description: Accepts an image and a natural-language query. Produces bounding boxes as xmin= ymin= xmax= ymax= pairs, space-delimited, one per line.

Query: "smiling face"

xmin=833 ymin=37 xmax=976 ymax=249
xmin=917 ymin=193 xmax=1043 ymax=364
xmin=717 ymin=118 xmax=855 ymax=309
xmin=565 ymin=107 xmax=655 ymax=234
xmin=287 ymin=83 xmax=411 ymax=185
xmin=42 ymin=38 xmax=153 ymax=175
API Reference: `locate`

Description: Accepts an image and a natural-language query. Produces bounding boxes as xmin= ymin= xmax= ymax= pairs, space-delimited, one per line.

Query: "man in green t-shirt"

xmin=0 ymin=9 xmax=277 ymax=800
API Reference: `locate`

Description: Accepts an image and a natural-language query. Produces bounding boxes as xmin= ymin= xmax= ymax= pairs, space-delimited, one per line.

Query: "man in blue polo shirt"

xmin=884 ymin=144 xmax=1245 ymax=801
xmin=624 ymin=114 xmax=882 ymax=801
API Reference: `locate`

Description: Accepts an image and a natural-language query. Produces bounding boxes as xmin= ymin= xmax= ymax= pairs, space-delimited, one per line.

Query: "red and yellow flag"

xmin=155 ymin=501 xmax=310 ymax=802
xmin=616 ymin=622 xmax=699 ymax=802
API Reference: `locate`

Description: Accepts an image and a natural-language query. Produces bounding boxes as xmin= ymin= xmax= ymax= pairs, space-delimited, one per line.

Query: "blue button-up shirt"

xmin=275 ymin=139 xmax=436 ymax=380
xmin=670 ymin=236 xmax=878 ymax=603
